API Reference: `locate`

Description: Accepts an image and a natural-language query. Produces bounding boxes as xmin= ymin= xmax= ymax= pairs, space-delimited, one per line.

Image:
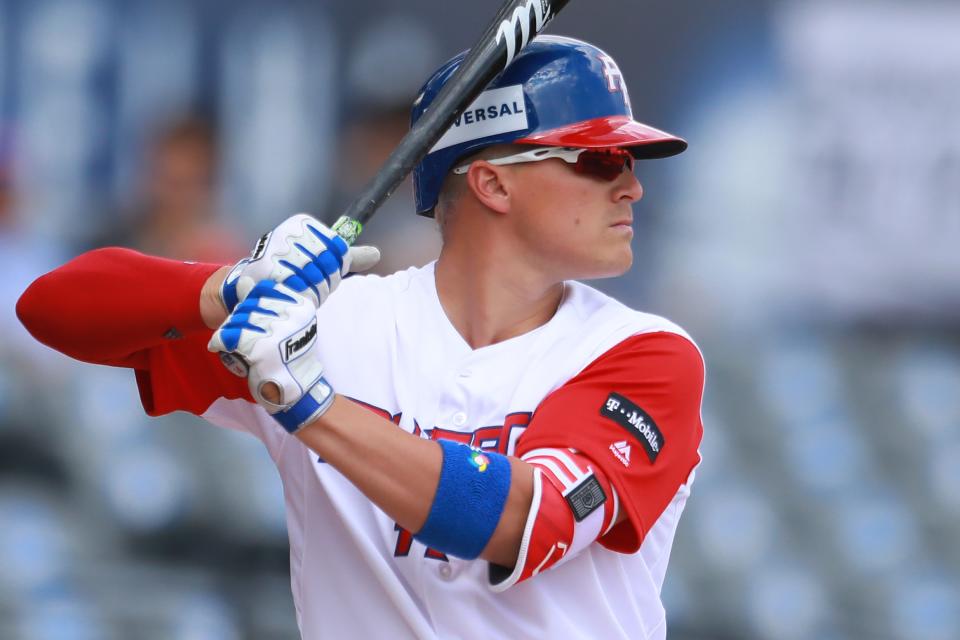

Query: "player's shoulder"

xmin=563 ymin=280 xmax=697 ymax=346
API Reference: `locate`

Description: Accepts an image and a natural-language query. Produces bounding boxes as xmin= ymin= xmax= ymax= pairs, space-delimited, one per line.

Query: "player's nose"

xmin=614 ymin=172 xmax=643 ymax=203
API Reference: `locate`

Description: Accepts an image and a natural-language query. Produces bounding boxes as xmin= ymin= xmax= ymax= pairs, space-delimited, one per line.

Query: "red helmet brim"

xmin=516 ymin=115 xmax=687 ymax=159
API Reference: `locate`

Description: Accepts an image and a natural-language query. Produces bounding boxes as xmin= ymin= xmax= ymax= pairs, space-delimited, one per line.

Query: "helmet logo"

xmin=599 ymin=53 xmax=632 ymax=112
xmin=430 ymin=85 xmax=529 ymax=152
xmin=599 ymin=54 xmax=625 ymax=93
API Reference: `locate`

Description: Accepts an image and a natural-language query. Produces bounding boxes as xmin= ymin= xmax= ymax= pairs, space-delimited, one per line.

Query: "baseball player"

xmin=18 ymin=36 xmax=703 ymax=640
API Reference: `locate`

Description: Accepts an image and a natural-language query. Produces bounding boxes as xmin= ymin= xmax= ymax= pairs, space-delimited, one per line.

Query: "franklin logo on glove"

xmin=284 ymin=321 xmax=318 ymax=362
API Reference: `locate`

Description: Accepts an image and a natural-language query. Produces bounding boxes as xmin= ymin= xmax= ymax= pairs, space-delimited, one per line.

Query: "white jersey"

xmin=142 ymin=262 xmax=704 ymax=640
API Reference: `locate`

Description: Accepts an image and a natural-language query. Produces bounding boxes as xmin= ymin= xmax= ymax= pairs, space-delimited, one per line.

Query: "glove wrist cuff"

xmin=272 ymin=378 xmax=336 ymax=434
xmin=220 ymin=268 xmax=242 ymax=312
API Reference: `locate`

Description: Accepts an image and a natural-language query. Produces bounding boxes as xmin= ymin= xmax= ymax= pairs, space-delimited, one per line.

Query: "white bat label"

xmin=496 ymin=1 xmax=552 ymax=66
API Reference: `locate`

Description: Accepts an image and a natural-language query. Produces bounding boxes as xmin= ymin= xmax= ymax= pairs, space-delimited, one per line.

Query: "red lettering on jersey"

xmin=471 ymin=426 xmax=502 ymax=451
xmin=394 ymin=523 xmax=448 ymax=562
xmin=393 ymin=523 xmax=415 ymax=557
xmin=500 ymin=412 xmax=532 ymax=454
xmin=428 ymin=427 xmax=472 ymax=445
xmin=391 ymin=412 xmax=533 ymax=560
xmin=425 ymin=547 xmax=449 ymax=561
xmin=348 ymin=396 xmax=403 ymax=425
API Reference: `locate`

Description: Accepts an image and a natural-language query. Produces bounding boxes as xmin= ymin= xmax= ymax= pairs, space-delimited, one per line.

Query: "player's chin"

xmin=580 ymin=246 xmax=633 ymax=281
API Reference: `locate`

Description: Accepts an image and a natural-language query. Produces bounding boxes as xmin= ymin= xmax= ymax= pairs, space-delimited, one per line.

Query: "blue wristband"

xmin=415 ymin=440 xmax=512 ymax=560
xmin=273 ymin=377 xmax=335 ymax=434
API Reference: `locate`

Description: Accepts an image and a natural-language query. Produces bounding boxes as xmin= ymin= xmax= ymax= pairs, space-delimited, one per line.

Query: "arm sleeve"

xmin=17 ymin=247 xmax=252 ymax=416
xmin=514 ymin=331 xmax=704 ymax=553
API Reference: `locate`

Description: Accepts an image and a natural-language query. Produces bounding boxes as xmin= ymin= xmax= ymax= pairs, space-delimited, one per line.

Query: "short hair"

xmin=433 ymin=144 xmax=535 ymax=241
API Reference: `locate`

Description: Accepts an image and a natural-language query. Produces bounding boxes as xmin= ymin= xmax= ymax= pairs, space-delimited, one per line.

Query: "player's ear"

xmin=464 ymin=161 xmax=512 ymax=215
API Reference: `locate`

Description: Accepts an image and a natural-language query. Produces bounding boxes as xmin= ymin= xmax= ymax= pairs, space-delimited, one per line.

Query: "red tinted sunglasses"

xmin=452 ymin=146 xmax=635 ymax=181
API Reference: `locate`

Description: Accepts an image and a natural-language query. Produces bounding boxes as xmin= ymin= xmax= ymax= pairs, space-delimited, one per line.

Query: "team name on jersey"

xmin=343 ymin=399 xmax=533 ymax=561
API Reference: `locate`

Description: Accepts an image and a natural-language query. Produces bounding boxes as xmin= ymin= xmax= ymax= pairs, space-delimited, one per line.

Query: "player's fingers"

xmin=347 ymin=245 xmax=381 ymax=273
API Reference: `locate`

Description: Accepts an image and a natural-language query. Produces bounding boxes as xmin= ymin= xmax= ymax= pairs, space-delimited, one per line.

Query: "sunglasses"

xmin=452 ymin=146 xmax=635 ymax=182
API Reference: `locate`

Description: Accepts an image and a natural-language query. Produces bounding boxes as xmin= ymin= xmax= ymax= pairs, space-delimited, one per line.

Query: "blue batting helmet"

xmin=411 ymin=35 xmax=687 ymax=217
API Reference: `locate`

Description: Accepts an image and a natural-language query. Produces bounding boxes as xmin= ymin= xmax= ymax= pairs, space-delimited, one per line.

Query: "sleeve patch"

xmin=600 ymin=392 xmax=664 ymax=463
xmin=564 ymin=474 xmax=606 ymax=522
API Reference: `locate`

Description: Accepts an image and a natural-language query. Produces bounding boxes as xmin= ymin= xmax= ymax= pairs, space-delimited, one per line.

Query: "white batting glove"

xmin=221 ymin=213 xmax=380 ymax=312
xmin=208 ymin=279 xmax=335 ymax=434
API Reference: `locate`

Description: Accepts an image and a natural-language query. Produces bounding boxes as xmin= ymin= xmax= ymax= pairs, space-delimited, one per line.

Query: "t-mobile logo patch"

xmin=600 ymin=392 xmax=664 ymax=464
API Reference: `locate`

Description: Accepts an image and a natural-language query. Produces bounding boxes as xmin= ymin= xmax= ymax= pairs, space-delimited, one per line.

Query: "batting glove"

xmin=208 ymin=279 xmax=335 ymax=434
xmin=221 ymin=213 xmax=380 ymax=312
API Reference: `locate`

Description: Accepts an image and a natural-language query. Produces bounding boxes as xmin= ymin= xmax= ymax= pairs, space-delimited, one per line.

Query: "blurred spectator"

xmin=0 ymin=127 xmax=69 ymax=370
xmin=96 ymin=115 xmax=246 ymax=263
xmin=329 ymin=15 xmax=442 ymax=275
xmin=332 ymin=103 xmax=442 ymax=275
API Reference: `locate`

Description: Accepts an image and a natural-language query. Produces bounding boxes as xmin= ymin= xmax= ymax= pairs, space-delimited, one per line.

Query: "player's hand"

xmin=208 ymin=279 xmax=335 ymax=433
xmin=220 ymin=213 xmax=380 ymax=312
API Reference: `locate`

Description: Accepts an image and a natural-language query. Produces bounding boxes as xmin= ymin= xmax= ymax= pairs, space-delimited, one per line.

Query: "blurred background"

xmin=1 ymin=0 xmax=958 ymax=638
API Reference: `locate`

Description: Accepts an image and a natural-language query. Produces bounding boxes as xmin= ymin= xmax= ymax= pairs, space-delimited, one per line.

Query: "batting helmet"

xmin=411 ymin=35 xmax=687 ymax=217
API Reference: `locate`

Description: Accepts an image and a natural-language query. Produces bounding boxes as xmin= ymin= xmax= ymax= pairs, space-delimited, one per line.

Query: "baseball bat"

xmin=331 ymin=0 xmax=573 ymax=245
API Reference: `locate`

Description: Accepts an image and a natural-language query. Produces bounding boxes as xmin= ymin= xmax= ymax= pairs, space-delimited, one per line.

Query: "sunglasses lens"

xmin=574 ymin=150 xmax=633 ymax=181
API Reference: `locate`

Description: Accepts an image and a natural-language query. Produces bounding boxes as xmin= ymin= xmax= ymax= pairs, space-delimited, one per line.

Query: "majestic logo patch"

xmin=430 ymin=85 xmax=528 ymax=152
xmin=282 ymin=320 xmax=317 ymax=362
xmin=609 ymin=440 xmax=631 ymax=467
xmin=564 ymin=474 xmax=606 ymax=522
xmin=600 ymin=393 xmax=664 ymax=463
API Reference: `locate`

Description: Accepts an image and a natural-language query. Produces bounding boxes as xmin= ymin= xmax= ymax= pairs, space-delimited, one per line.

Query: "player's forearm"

xmin=17 ymin=247 xmax=225 ymax=365
xmin=298 ymin=395 xmax=533 ymax=567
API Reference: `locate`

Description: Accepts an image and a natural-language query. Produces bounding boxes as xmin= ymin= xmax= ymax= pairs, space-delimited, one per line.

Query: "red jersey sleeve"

xmin=514 ymin=331 xmax=704 ymax=553
xmin=17 ymin=247 xmax=252 ymax=416
xmin=135 ymin=331 xmax=252 ymax=417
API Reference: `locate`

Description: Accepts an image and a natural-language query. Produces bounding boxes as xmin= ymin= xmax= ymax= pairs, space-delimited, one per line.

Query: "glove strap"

xmin=273 ymin=377 xmax=336 ymax=434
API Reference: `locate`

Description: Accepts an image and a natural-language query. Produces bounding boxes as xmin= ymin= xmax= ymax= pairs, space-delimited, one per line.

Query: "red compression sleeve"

xmin=18 ymin=247 xmax=253 ymax=417
xmin=17 ymin=247 xmax=222 ymax=368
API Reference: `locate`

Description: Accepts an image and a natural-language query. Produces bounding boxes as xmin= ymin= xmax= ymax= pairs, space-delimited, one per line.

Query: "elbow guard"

xmin=489 ymin=447 xmax=618 ymax=591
